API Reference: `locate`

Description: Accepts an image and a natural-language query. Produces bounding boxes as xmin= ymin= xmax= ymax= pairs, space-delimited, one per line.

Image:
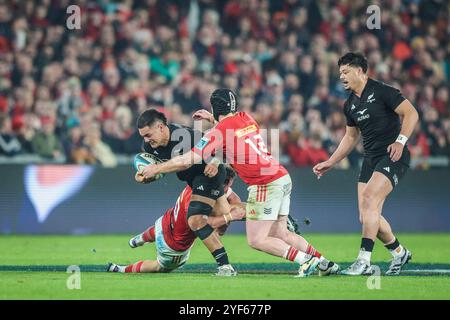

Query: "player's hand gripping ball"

xmin=134 ymin=153 xmax=164 ymax=182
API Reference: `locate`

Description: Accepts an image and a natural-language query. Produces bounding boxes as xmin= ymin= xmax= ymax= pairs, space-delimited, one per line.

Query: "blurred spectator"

xmin=287 ymin=133 xmax=329 ymax=167
xmin=83 ymin=123 xmax=117 ymax=167
xmin=409 ymin=123 xmax=431 ymax=159
xmin=31 ymin=117 xmax=64 ymax=160
xmin=63 ymin=121 xmax=96 ymax=165
xmin=0 ymin=115 xmax=22 ymax=156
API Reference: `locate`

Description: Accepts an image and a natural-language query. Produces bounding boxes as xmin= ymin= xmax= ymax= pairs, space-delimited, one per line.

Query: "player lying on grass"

xmin=107 ymin=166 xmax=245 ymax=273
xmin=139 ymin=89 xmax=340 ymax=277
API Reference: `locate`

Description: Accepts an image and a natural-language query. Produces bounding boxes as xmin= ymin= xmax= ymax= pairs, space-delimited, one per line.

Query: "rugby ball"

xmin=133 ymin=152 xmax=164 ymax=181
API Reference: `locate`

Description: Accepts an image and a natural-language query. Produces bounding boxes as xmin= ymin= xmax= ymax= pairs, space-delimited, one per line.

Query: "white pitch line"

xmin=404 ymin=269 xmax=450 ymax=274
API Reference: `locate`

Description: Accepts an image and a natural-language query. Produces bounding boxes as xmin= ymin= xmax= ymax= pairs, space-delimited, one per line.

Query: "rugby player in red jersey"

xmin=107 ymin=166 xmax=244 ymax=273
xmin=140 ymin=89 xmax=339 ymax=277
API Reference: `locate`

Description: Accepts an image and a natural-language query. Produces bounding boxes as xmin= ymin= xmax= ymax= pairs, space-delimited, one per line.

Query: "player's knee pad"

xmin=193 ymin=223 xmax=215 ymax=240
xmin=187 ymin=201 xmax=214 ymax=240
xmin=187 ymin=201 xmax=213 ymax=219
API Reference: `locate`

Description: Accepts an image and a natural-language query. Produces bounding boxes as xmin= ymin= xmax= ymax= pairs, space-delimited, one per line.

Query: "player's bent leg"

xmin=247 ymin=219 xmax=286 ymax=256
xmin=359 ymin=184 xmax=412 ymax=274
xmin=358 ymin=184 xmax=395 ymax=242
xmin=187 ymin=200 xmax=221 ymax=252
xmin=377 ymin=215 xmax=393 ymax=243
xmin=187 ymin=196 xmax=236 ymax=276
xmin=246 ymin=177 xmax=319 ymax=277
xmin=107 ymin=260 xmax=162 ymax=273
xmin=375 ymin=154 xmax=413 ymax=274
xmin=141 ymin=260 xmax=163 ymax=272
xmin=129 ymin=225 xmax=156 ymax=248
xmin=342 ymin=175 xmax=392 ymax=276
xmin=360 ymin=172 xmax=392 ymax=240
xmin=246 ymin=219 xmax=318 ymax=276
xmin=269 ymin=216 xmax=308 ymax=251
xmin=371 ymin=155 xmax=413 ymax=275
xmin=269 ymin=216 xmax=340 ymax=276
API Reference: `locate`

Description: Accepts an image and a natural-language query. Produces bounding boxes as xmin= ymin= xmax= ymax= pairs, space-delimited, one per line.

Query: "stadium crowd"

xmin=0 ymin=0 xmax=448 ymax=168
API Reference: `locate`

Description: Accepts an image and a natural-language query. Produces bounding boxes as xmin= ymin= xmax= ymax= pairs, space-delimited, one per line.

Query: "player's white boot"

xmin=386 ymin=248 xmax=412 ymax=276
xmin=129 ymin=234 xmax=145 ymax=248
xmin=318 ymin=258 xmax=340 ymax=276
xmin=107 ymin=262 xmax=123 ymax=273
xmin=296 ymin=256 xmax=320 ymax=277
xmin=340 ymin=259 xmax=374 ymax=275
xmin=216 ymin=264 xmax=237 ymax=276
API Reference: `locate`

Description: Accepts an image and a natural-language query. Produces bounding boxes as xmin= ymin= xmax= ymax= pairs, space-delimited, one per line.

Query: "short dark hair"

xmin=137 ymin=109 xmax=167 ymax=129
xmin=338 ymin=52 xmax=368 ymax=73
xmin=224 ymin=165 xmax=236 ymax=185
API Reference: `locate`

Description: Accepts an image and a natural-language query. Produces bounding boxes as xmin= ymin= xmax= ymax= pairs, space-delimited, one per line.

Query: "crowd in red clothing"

xmin=0 ymin=0 xmax=448 ymax=168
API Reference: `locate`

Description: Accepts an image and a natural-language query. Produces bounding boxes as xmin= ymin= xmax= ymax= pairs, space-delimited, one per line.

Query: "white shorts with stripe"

xmin=246 ymin=174 xmax=292 ymax=221
xmin=154 ymin=217 xmax=191 ymax=271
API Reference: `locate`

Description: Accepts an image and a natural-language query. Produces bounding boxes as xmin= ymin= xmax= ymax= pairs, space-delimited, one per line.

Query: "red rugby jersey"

xmin=193 ymin=112 xmax=287 ymax=185
xmin=161 ymin=185 xmax=196 ymax=251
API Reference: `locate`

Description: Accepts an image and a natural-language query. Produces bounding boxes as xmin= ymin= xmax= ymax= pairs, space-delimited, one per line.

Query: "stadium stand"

xmin=0 ymin=0 xmax=448 ymax=168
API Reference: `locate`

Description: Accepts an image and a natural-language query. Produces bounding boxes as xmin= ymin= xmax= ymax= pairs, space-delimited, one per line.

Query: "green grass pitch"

xmin=1 ymin=234 xmax=450 ymax=300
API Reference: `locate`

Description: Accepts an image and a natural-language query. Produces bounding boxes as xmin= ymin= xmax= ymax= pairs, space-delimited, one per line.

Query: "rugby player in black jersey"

xmin=134 ymin=109 xmax=237 ymax=276
xmin=313 ymin=53 xmax=419 ymax=275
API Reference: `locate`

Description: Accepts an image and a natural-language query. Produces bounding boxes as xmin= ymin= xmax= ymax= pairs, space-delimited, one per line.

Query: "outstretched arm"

xmin=140 ymin=150 xmax=202 ymax=180
xmin=207 ymin=203 xmax=246 ymax=229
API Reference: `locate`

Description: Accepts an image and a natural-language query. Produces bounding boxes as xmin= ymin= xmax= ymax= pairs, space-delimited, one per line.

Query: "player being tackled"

xmin=139 ymin=89 xmax=339 ymax=277
xmin=108 ymin=166 xmax=244 ymax=275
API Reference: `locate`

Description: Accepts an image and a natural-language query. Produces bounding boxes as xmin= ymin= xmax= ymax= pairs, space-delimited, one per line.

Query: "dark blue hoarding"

xmin=0 ymin=165 xmax=449 ymax=234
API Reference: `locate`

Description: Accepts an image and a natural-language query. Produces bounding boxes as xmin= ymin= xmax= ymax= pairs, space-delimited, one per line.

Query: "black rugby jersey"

xmin=142 ymin=123 xmax=206 ymax=185
xmin=343 ymin=78 xmax=406 ymax=157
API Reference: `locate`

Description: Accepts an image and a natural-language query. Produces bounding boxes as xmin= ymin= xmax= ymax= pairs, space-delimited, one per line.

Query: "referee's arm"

xmin=388 ymin=100 xmax=419 ymax=162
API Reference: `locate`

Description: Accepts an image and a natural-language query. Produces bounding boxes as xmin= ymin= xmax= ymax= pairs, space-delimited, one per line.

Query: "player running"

xmin=107 ymin=166 xmax=245 ymax=273
xmin=140 ymin=89 xmax=339 ymax=277
xmin=313 ymin=52 xmax=419 ymax=275
xmin=132 ymin=109 xmax=237 ymax=276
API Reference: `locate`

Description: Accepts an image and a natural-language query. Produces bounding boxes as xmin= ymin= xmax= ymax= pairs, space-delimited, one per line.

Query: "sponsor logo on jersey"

xmin=249 ymin=209 xmax=257 ymax=216
xmin=383 ymin=167 xmax=390 ymax=173
xmin=351 ymin=104 xmax=356 ymax=110
xmin=357 ymin=114 xmax=370 ymax=122
xmin=195 ymin=137 xmax=209 ymax=150
xmin=367 ymin=92 xmax=376 ymax=103
xmin=356 ymin=108 xmax=368 ymax=115
xmin=235 ymin=124 xmax=257 ymax=138
xmin=263 ymin=208 xmax=272 ymax=215
xmin=197 ymin=185 xmax=204 ymax=191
